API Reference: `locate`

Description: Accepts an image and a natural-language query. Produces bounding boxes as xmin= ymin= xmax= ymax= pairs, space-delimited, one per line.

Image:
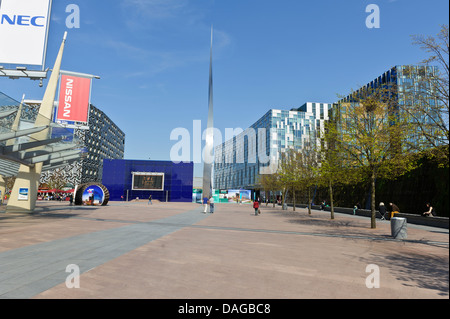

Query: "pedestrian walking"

xmin=148 ymin=194 xmax=152 ymax=205
xmin=253 ymin=199 xmax=259 ymax=216
xmin=379 ymin=202 xmax=386 ymax=220
xmin=422 ymin=202 xmax=436 ymax=217
xmin=209 ymin=196 xmax=215 ymax=213
xmin=389 ymin=202 xmax=400 ymax=219
xmin=203 ymin=196 xmax=208 ymax=213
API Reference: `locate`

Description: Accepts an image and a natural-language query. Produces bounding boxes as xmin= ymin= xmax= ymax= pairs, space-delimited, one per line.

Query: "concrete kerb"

xmin=288 ymin=203 xmax=449 ymax=229
xmin=268 ymin=203 xmax=448 ymax=246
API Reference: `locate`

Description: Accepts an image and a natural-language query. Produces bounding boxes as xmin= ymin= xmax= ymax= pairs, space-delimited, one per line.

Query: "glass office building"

xmin=338 ymin=65 xmax=439 ymax=104
xmin=214 ymin=102 xmax=333 ymax=191
xmin=334 ymin=65 xmax=441 ymax=150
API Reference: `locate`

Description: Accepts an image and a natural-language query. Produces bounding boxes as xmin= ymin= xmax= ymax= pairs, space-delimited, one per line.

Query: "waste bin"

xmin=391 ymin=217 xmax=407 ymax=239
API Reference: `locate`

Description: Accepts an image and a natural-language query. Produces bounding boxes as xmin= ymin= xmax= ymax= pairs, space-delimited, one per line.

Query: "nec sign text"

xmin=1 ymin=14 xmax=46 ymax=27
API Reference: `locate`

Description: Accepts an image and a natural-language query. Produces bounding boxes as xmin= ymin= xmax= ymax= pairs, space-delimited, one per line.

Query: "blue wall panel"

xmin=102 ymin=159 xmax=193 ymax=202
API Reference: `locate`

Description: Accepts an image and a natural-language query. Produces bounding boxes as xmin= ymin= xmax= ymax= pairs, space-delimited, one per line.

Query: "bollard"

xmin=391 ymin=217 xmax=407 ymax=239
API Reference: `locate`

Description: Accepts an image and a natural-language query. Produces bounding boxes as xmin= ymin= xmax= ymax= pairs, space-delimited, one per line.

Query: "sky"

xmin=0 ymin=0 xmax=449 ymax=178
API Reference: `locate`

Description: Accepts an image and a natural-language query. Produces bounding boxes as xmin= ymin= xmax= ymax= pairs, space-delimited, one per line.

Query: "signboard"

xmin=213 ymin=189 xmax=220 ymax=203
xmin=74 ymin=183 xmax=109 ymax=206
xmin=132 ymin=172 xmax=165 ymax=191
xmin=56 ymin=74 xmax=91 ymax=123
xmin=0 ymin=0 xmax=52 ymax=66
xmin=226 ymin=189 xmax=252 ymax=203
xmin=192 ymin=188 xmax=202 ymax=203
xmin=218 ymin=189 xmax=228 ymax=203
xmin=18 ymin=187 xmax=29 ymax=201
xmin=82 ymin=185 xmax=105 ymax=206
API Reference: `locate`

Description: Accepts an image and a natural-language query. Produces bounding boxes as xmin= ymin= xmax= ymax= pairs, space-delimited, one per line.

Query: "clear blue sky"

xmin=1 ymin=0 xmax=449 ymax=177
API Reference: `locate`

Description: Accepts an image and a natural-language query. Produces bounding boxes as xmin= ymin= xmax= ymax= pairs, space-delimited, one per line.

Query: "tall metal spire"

xmin=202 ymin=26 xmax=214 ymax=199
xmin=208 ymin=26 xmax=214 ymax=129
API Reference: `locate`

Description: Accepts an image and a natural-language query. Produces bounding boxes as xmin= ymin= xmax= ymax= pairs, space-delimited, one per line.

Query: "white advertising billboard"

xmin=0 ymin=0 xmax=52 ymax=66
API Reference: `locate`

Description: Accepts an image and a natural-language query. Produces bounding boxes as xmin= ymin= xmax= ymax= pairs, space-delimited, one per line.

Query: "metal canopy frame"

xmin=0 ymin=66 xmax=48 ymax=81
xmin=0 ymin=90 xmax=84 ymax=177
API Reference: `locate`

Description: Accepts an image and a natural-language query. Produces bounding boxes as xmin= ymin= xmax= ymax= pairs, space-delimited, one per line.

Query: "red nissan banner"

xmin=57 ymin=75 xmax=91 ymax=123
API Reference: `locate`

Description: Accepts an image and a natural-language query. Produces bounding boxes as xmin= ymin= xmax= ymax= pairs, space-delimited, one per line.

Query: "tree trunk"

xmin=272 ymin=190 xmax=275 ymax=207
xmin=329 ymin=179 xmax=334 ymax=220
xmin=293 ymin=187 xmax=296 ymax=211
xmin=371 ymin=168 xmax=376 ymax=229
xmin=307 ymin=187 xmax=311 ymax=215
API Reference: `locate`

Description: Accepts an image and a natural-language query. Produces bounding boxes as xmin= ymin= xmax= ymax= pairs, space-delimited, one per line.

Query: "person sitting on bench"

xmin=389 ymin=202 xmax=400 ymax=219
xmin=422 ymin=203 xmax=436 ymax=217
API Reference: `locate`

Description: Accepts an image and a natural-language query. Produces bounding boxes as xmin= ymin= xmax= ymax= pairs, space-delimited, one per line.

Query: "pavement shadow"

xmin=267 ymin=209 xmax=364 ymax=229
xmin=265 ymin=209 xmax=449 ymax=247
xmin=0 ymin=206 xmax=99 ymax=225
xmin=360 ymin=252 xmax=449 ymax=297
xmin=287 ymin=217 xmax=361 ymax=228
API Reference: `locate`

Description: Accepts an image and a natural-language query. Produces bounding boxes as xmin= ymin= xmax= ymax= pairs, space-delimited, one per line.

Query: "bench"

xmin=287 ymin=203 xmax=449 ymax=229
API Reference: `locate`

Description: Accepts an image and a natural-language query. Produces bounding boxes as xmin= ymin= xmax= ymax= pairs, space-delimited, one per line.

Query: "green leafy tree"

xmin=316 ymin=119 xmax=350 ymax=220
xmin=279 ymin=142 xmax=320 ymax=215
xmin=259 ymin=172 xmax=281 ymax=208
xmin=278 ymin=149 xmax=296 ymax=210
xmin=332 ymin=85 xmax=418 ymax=228
xmin=300 ymin=141 xmax=321 ymax=215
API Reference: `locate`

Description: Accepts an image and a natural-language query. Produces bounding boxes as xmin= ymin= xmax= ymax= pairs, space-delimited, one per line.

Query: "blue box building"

xmin=102 ymin=159 xmax=193 ymax=202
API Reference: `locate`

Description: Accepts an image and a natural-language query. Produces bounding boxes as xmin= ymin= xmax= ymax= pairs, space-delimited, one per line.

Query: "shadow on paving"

xmin=0 ymin=206 xmax=99 ymax=226
xmin=265 ymin=209 xmax=449 ymax=249
xmin=267 ymin=209 xmax=365 ymax=228
xmin=360 ymin=252 xmax=449 ymax=297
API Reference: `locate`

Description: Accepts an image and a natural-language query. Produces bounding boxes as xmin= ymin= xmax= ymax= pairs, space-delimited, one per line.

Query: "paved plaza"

xmin=0 ymin=201 xmax=448 ymax=299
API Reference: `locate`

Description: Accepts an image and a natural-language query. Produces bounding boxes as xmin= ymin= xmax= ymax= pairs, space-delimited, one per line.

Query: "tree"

xmin=404 ymin=25 xmax=449 ymax=164
xmin=316 ymin=118 xmax=349 ymax=220
xmin=332 ymin=85 xmax=418 ymax=228
xmin=299 ymin=140 xmax=321 ymax=215
xmin=5 ymin=176 xmax=16 ymax=193
xmin=259 ymin=172 xmax=281 ymax=208
xmin=278 ymin=141 xmax=320 ymax=215
xmin=278 ymin=149 xmax=297 ymax=210
xmin=46 ymin=168 xmax=68 ymax=190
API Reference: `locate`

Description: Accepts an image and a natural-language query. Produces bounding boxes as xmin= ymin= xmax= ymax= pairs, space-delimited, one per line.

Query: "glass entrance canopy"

xmin=0 ymin=91 xmax=84 ymax=177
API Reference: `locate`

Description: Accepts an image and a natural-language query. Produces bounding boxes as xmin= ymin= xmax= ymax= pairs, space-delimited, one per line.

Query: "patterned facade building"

xmin=40 ymin=104 xmax=125 ymax=187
